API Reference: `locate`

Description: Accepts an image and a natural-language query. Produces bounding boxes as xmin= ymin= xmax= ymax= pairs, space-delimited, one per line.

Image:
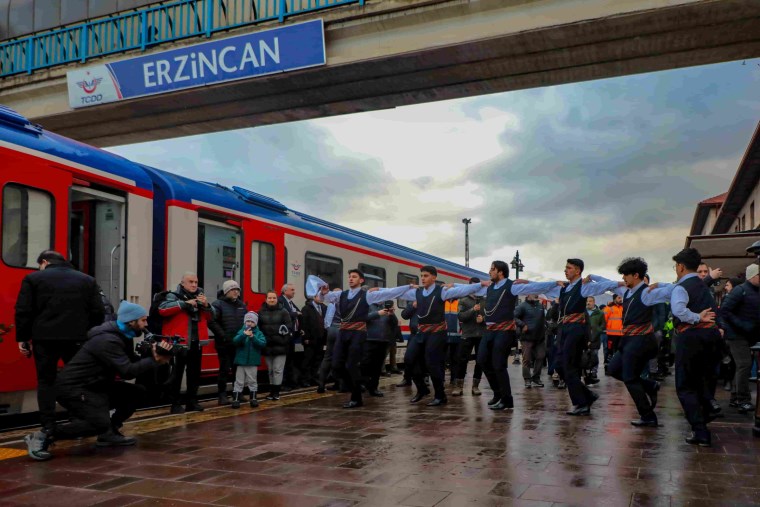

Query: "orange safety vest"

xmin=604 ymin=304 xmax=623 ymax=336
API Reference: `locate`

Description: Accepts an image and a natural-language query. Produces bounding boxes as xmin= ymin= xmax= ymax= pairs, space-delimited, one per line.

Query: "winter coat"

xmin=367 ymin=303 xmax=399 ymax=343
xmin=259 ymin=302 xmax=293 ymax=356
xmin=232 ymin=325 xmax=267 ymax=366
xmin=56 ymin=321 xmax=156 ymax=394
xmin=158 ymin=284 xmax=215 ymax=343
xmin=514 ymin=300 xmax=545 ymax=342
xmin=457 ymin=295 xmax=486 ymax=339
xmin=718 ymin=281 xmax=760 ymax=341
xmin=209 ymin=296 xmax=248 ymax=347
xmin=401 ymin=302 xmax=419 ymax=335
xmin=301 ymin=300 xmax=327 ymax=348
xmin=586 ymin=308 xmax=606 ymax=349
xmin=15 ymin=262 xmax=105 ymax=343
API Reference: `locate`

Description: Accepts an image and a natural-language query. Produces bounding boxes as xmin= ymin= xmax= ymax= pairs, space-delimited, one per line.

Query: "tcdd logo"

xmin=76 ymin=72 xmax=104 ymax=104
xmin=291 ymin=263 xmax=301 ymax=271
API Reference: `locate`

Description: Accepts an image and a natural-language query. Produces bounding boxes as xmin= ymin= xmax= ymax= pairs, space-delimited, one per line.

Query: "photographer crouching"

xmin=24 ymin=302 xmax=172 ymax=461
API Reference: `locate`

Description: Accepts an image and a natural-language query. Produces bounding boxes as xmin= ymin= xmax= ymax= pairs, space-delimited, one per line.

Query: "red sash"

xmin=622 ymin=323 xmax=654 ymax=336
xmin=486 ymin=320 xmax=516 ymax=331
xmin=418 ymin=322 xmax=447 ymax=334
xmin=339 ymin=322 xmax=367 ymax=332
xmin=676 ymin=322 xmax=717 ymax=333
xmin=560 ymin=313 xmax=586 ymax=324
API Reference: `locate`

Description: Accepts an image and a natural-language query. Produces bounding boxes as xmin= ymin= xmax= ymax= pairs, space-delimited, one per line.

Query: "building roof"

xmin=689 ymin=192 xmax=727 ymax=236
xmin=700 ymin=193 xmax=727 ymax=206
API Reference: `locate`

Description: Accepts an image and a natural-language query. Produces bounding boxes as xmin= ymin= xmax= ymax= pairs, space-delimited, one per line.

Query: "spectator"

xmin=301 ymin=294 xmax=327 ymax=387
xmin=717 ymin=265 xmax=760 ymax=413
xmin=515 ymin=294 xmax=547 ymax=388
xmin=24 ymin=302 xmax=171 ymax=461
xmin=317 ymin=297 xmax=341 ymax=393
xmin=603 ymin=294 xmax=623 ymax=366
xmin=453 ymin=279 xmax=485 ymax=396
xmin=584 ymin=296 xmax=605 ymax=385
xmin=397 ymin=301 xmax=419 ymax=388
xmin=260 ymin=291 xmax=293 ymax=401
xmin=159 ymin=272 xmax=215 ymax=414
xmin=279 ymin=284 xmax=303 ymax=390
xmin=209 ymin=280 xmax=248 ymax=406
xmin=364 ymin=301 xmax=398 ymax=396
xmin=231 ymin=312 xmax=267 ymax=409
xmin=15 ymin=250 xmax=105 ymax=435
xmin=545 ymin=300 xmax=563 ymax=388
xmin=386 ymin=311 xmax=403 ymax=375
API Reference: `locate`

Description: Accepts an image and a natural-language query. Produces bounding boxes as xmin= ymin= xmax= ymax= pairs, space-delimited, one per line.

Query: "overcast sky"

xmin=109 ymin=59 xmax=760 ymax=284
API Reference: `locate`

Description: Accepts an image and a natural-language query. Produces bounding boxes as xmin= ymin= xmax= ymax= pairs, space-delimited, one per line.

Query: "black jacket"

xmin=301 ymin=300 xmax=327 ymax=348
xmin=209 ymin=296 xmax=248 ymax=346
xmin=718 ymin=281 xmax=760 ymax=341
xmin=56 ymin=322 xmax=156 ymax=394
xmin=401 ymin=302 xmax=419 ymax=335
xmin=367 ymin=303 xmax=399 ymax=343
xmin=514 ymin=300 xmax=545 ymax=342
xmin=259 ymin=302 xmax=292 ymax=356
xmin=278 ymin=295 xmax=301 ymax=334
xmin=15 ymin=262 xmax=105 ymax=342
xmin=457 ymin=295 xmax=486 ymax=339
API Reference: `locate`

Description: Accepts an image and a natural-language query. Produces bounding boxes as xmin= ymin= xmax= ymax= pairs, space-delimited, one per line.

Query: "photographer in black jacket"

xmin=24 ymin=302 xmax=172 ymax=461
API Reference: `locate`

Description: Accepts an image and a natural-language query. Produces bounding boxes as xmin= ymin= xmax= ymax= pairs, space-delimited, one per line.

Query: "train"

xmin=0 ymin=105 xmax=487 ymax=418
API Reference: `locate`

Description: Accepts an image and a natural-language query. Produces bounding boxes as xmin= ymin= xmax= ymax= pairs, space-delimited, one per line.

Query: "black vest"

xmin=559 ymin=280 xmax=585 ymax=319
xmin=416 ymin=285 xmax=446 ymax=325
xmin=339 ymin=289 xmax=369 ymax=323
xmin=674 ymin=275 xmax=716 ymax=326
xmin=622 ymin=284 xmax=652 ymax=326
xmin=484 ymin=279 xmax=517 ymax=322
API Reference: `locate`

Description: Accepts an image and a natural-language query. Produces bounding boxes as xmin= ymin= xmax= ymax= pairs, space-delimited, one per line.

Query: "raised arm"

xmin=583 ymin=275 xmax=626 ymax=298
xmin=440 ymin=282 xmax=489 ymax=301
xmin=511 ymin=280 xmax=562 ymax=298
xmin=640 ymin=284 xmax=675 ymax=306
xmin=367 ymin=285 xmax=416 ymax=305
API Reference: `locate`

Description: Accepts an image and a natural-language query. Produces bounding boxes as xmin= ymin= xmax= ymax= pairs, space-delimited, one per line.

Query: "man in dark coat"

xmin=15 ymin=250 xmax=105 ymax=434
xmin=301 ymin=296 xmax=327 ymax=386
xmin=363 ymin=302 xmax=397 ymax=396
xmin=23 ymin=302 xmax=171 ymax=461
xmin=279 ymin=283 xmax=303 ymax=389
xmin=515 ymin=294 xmax=547 ymax=388
xmin=209 ymin=280 xmax=248 ymax=405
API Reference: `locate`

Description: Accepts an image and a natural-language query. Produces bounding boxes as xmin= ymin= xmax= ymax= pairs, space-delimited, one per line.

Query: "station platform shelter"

xmin=0 ymin=364 xmax=759 ymax=507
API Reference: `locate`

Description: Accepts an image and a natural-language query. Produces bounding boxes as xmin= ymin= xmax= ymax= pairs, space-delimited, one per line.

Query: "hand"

xmin=368 ymin=287 xmax=380 ymax=292
xmin=647 ymin=283 xmax=659 ymax=291
xmin=186 ymin=299 xmax=198 ymax=308
xmin=412 ymin=301 xmax=418 ymax=309
xmin=473 ymin=304 xmax=481 ymax=311
xmin=409 ymin=284 xmax=419 ymax=289
xmin=522 ymin=325 xmax=528 ymax=333
xmin=719 ymin=328 xmax=725 ymax=338
xmin=480 ymin=280 xmax=491 ymax=287
xmin=617 ymin=281 xmax=625 ymax=287
xmin=699 ymin=309 xmax=716 ymax=324
xmin=556 ymin=281 xmax=567 ymax=287
xmin=582 ymin=275 xmax=592 ymax=284
xmin=379 ymin=309 xmax=390 ymax=316
xmin=710 ymin=267 xmax=723 ymax=279
xmin=197 ymin=294 xmax=208 ymax=306
xmin=152 ymin=343 xmax=172 ymax=364
xmin=244 ymin=329 xmax=253 ymax=336
xmin=476 ymin=315 xmax=484 ymax=323
xmin=18 ymin=341 xmax=32 ymax=358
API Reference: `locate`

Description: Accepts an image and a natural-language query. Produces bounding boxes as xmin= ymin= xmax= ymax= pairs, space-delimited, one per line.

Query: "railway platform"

xmin=0 ymin=366 xmax=759 ymax=507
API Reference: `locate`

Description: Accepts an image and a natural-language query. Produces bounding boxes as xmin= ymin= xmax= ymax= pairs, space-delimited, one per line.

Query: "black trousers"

xmin=456 ymin=336 xmax=483 ymax=380
xmin=406 ymin=331 xmax=447 ymax=399
xmin=363 ymin=340 xmax=390 ymax=392
xmin=55 ymin=382 xmax=144 ymax=440
xmin=675 ymin=328 xmax=721 ymax=434
xmin=302 ymin=343 xmax=323 ymax=384
xmin=332 ymin=329 xmax=366 ymax=402
xmin=555 ymin=323 xmax=594 ymax=407
xmin=168 ymin=341 xmax=202 ymax=404
xmin=318 ymin=326 xmax=339 ymax=387
xmin=607 ymin=334 xmax=659 ymax=417
xmin=476 ymin=330 xmax=514 ymax=403
xmin=32 ymin=340 xmax=82 ymax=431
xmin=215 ymin=343 xmax=236 ymax=394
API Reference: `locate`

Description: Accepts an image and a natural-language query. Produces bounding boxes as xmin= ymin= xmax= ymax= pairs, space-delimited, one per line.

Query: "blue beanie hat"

xmin=117 ymin=301 xmax=148 ymax=323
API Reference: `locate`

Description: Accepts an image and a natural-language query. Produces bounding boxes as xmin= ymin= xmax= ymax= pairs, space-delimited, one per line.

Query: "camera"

xmin=384 ymin=301 xmax=394 ymax=310
xmin=135 ymin=333 xmax=187 ymax=357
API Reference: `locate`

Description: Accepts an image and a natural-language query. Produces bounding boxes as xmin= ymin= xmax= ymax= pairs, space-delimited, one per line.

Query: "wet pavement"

xmin=1 ymin=365 xmax=759 ymax=507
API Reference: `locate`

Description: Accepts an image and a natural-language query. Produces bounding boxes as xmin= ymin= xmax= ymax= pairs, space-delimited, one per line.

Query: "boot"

xmin=471 ymin=379 xmax=482 ymax=396
xmin=218 ymin=392 xmax=230 ymax=406
xmin=97 ymin=427 xmax=137 ymax=447
xmin=231 ymin=392 xmax=241 ymax=409
xmin=451 ymin=379 xmax=464 ymax=397
xmin=250 ymin=391 xmax=259 ymax=408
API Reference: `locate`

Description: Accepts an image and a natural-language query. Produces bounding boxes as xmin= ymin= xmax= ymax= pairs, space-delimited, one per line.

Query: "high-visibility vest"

xmin=604 ymin=304 xmax=623 ymax=336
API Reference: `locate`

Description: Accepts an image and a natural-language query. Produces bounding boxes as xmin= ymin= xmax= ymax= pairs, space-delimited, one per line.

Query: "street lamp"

xmin=462 ymin=218 xmax=472 ymax=267
xmin=511 ymin=250 xmax=524 ymax=279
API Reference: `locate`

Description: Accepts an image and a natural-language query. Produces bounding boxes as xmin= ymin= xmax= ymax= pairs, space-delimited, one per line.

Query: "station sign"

xmin=66 ymin=19 xmax=325 ymax=109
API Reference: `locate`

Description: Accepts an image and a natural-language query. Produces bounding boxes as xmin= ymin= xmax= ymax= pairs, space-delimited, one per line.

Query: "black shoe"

xmin=524 ymin=381 xmax=532 ymax=389
xmin=489 ymin=401 xmax=512 ymax=410
xmin=566 ymin=406 xmax=590 ymax=416
xmin=685 ymin=432 xmax=711 ymax=447
xmin=427 ymin=398 xmax=447 ymax=407
xmin=531 ymin=380 xmax=545 ymax=388
xmin=631 ymin=416 xmax=659 ymax=427
xmin=185 ymin=401 xmax=204 ymax=412
xmin=265 ymin=385 xmax=281 ymax=401
xmin=231 ymin=392 xmax=241 ymax=409
xmin=557 ymin=381 xmax=566 ymax=389
xmin=395 ymin=380 xmax=412 ymax=387
xmin=317 ymin=385 xmax=326 ymax=394
xmin=170 ymin=404 xmax=185 ymax=414
xmin=343 ymin=400 xmax=363 ymax=409
xmin=709 ymin=399 xmax=722 ymax=414
xmin=250 ymin=393 xmax=259 ymax=408
xmin=738 ymin=402 xmax=754 ymax=413
xmin=487 ymin=394 xmax=501 ymax=406
xmin=96 ymin=428 xmax=137 ymax=447
xmin=326 ymin=383 xmax=339 ymax=391
xmin=585 ymin=377 xmax=600 ymax=385
xmin=410 ymin=389 xmax=430 ymax=403
xmin=281 ymin=385 xmax=294 ymax=392
xmin=218 ymin=393 xmax=230 ymax=406
xmin=368 ymin=390 xmax=384 ymax=397
xmin=649 ymin=381 xmax=660 ymax=410
xmin=588 ymin=392 xmax=600 ymax=408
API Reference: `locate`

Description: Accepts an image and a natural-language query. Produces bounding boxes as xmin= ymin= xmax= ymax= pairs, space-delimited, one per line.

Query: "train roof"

xmin=146 ymin=167 xmax=487 ymax=279
xmin=0 ymin=106 xmax=153 ymax=192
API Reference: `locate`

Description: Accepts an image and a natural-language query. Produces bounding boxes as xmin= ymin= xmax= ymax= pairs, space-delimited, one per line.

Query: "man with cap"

xmin=24 ymin=302 xmax=173 ymax=461
xmin=209 ymin=280 xmax=248 ymax=406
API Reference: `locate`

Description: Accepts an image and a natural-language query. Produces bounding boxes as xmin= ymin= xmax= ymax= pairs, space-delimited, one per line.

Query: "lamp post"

xmin=462 ymin=218 xmax=471 ymax=267
xmin=511 ymin=250 xmax=524 ymax=280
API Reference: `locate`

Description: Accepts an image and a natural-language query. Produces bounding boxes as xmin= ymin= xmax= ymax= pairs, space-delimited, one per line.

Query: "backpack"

xmin=147 ymin=290 xmax=171 ymax=334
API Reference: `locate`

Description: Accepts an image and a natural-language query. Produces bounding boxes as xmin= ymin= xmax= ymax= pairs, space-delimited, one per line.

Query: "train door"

xmin=243 ymin=220 xmax=285 ymax=311
xmin=70 ymin=187 xmax=126 ymax=308
xmin=0 ymin=162 xmax=71 ymax=414
xmin=197 ymin=218 xmax=242 ymax=374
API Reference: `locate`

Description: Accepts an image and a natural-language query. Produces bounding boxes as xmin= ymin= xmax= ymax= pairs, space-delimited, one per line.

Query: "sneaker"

xmin=531 ymin=380 xmax=545 ymax=388
xmin=97 ymin=428 xmax=137 ymax=447
xmin=738 ymin=402 xmax=754 ymax=413
xmin=24 ymin=430 xmax=53 ymax=461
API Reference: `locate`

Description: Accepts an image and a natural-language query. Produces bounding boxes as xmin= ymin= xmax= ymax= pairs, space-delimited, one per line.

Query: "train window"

xmin=358 ymin=263 xmax=386 ymax=288
xmin=305 ymin=252 xmax=343 ymax=290
xmin=2 ymin=185 xmax=54 ymax=269
xmin=251 ymin=241 xmax=275 ymax=293
xmin=397 ymin=272 xmax=419 ymax=307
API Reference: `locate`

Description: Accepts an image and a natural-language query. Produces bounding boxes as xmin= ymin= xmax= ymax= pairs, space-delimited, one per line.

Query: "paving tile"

xmin=398 ymin=490 xmax=450 ymax=507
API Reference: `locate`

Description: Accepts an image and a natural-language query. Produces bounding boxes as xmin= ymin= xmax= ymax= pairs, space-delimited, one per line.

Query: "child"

xmin=231 ymin=312 xmax=267 ymax=408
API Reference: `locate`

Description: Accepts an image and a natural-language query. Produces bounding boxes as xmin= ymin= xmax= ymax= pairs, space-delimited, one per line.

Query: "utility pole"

xmin=462 ymin=218 xmax=472 ymax=267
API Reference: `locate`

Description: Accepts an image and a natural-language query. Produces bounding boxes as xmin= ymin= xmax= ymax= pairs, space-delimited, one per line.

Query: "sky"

xmin=108 ymin=58 xmax=760 ymax=284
